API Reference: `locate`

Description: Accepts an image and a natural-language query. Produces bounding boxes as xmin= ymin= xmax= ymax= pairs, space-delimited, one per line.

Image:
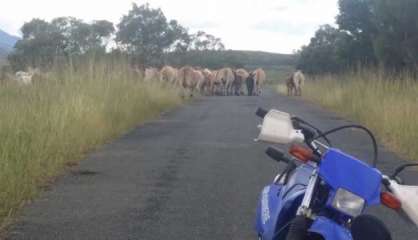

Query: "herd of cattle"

xmin=140 ymin=66 xmax=266 ymax=96
xmin=7 ymin=65 xmax=306 ymax=98
xmin=8 ymin=66 xmax=266 ymax=96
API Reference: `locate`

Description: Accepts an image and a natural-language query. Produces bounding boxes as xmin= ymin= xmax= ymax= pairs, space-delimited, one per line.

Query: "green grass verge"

xmin=0 ymin=58 xmax=183 ymax=227
xmin=278 ymin=70 xmax=418 ymax=162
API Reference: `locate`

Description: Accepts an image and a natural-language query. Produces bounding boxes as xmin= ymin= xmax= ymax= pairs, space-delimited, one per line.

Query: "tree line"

xmin=8 ymin=3 xmax=226 ymax=71
xmin=165 ymin=50 xmax=296 ymax=70
xmin=297 ymin=0 xmax=418 ymax=74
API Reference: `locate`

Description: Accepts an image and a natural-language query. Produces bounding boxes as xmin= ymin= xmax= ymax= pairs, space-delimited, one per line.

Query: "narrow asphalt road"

xmin=7 ymin=90 xmax=418 ymax=240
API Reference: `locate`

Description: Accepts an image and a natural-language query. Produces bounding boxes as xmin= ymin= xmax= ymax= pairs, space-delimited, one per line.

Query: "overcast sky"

xmin=0 ymin=0 xmax=338 ymax=54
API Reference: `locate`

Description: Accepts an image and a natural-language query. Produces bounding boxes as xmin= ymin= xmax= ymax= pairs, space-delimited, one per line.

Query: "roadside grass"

xmin=278 ymin=70 xmax=418 ymax=162
xmin=0 ymin=57 xmax=183 ymax=227
xmin=265 ymin=66 xmax=294 ymax=85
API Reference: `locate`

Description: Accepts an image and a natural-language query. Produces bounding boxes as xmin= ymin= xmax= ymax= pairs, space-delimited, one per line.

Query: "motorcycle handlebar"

xmin=265 ymin=147 xmax=291 ymax=164
xmin=256 ymin=108 xmax=268 ymax=118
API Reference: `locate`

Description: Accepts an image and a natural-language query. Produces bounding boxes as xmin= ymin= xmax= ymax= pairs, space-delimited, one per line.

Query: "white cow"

xmin=160 ymin=66 xmax=178 ymax=84
xmin=14 ymin=68 xmax=39 ymax=85
xmin=292 ymin=70 xmax=305 ymax=96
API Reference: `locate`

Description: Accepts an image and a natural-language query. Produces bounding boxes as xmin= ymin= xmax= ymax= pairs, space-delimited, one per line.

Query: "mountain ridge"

xmin=0 ymin=29 xmax=19 ymax=59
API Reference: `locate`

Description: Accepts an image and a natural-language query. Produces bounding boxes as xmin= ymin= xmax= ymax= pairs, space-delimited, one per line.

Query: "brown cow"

xmin=252 ymin=68 xmax=266 ymax=96
xmin=202 ymin=68 xmax=216 ymax=95
xmin=286 ymin=74 xmax=296 ymax=96
xmin=216 ymin=68 xmax=235 ymax=96
xmin=177 ymin=66 xmax=204 ymax=96
xmin=194 ymin=69 xmax=206 ymax=94
xmin=177 ymin=66 xmax=194 ymax=90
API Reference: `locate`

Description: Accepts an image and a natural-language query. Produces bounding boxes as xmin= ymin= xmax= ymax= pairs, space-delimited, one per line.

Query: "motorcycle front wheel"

xmin=285 ymin=216 xmax=309 ymax=240
xmin=351 ymin=214 xmax=392 ymax=240
xmin=285 ymin=216 xmax=323 ymax=240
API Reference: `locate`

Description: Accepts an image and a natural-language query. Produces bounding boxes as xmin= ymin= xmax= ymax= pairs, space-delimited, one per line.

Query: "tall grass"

xmin=265 ymin=66 xmax=294 ymax=85
xmin=288 ymin=70 xmax=418 ymax=162
xmin=0 ymin=57 xmax=182 ymax=227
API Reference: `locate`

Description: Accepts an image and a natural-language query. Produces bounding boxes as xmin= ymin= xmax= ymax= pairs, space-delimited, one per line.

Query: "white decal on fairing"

xmin=261 ymin=186 xmax=271 ymax=224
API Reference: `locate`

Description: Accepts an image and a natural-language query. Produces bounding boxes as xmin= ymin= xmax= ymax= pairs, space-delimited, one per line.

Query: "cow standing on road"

xmin=247 ymin=68 xmax=266 ymax=96
xmin=233 ymin=69 xmax=249 ymax=96
xmin=178 ymin=66 xmax=195 ymax=96
xmin=202 ymin=69 xmax=216 ymax=95
xmin=246 ymin=73 xmax=255 ymax=96
xmin=286 ymin=74 xmax=295 ymax=96
xmin=194 ymin=70 xmax=206 ymax=94
xmin=177 ymin=66 xmax=205 ymax=97
xmin=216 ymin=68 xmax=235 ymax=96
xmin=211 ymin=70 xmax=222 ymax=95
xmin=293 ymin=70 xmax=305 ymax=96
xmin=252 ymin=68 xmax=266 ymax=96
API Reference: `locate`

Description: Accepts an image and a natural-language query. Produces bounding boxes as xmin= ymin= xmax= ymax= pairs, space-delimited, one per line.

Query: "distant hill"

xmin=0 ymin=29 xmax=19 ymax=60
xmin=165 ymin=50 xmax=297 ymax=70
xmin=224 ymin=50 xmax=297 ymax=68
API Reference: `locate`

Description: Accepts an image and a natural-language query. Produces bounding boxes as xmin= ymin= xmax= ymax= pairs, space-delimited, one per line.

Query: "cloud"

xmin=0 ymin=17 xmax=23 ymax=36
xmin=0 ymin=0 xmax=339 ymax=53
xmin=184 ymin=20 xmax=220 ymax=30
xmin=252 ymin=21 xmax=315 ymax=36
xmin=273 ymin=6 xmax=289 ymax=12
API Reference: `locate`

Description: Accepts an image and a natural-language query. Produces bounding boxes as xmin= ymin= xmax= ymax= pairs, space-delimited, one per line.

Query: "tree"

xmin=90 ymin=20 xmax=115 ymax=50
xmin=336 ymin=0 xmax=377 ymax=66
xmin=370 ymin=0 xmax=418 ymax=69
xmin=167 ymin=20 xmax=191 ymax=53
xmin=51 ymin=17 xmax=114 ymax=55
xmin=299 ymin=0 xmax=418 ymax=73
xmin=9 ymin=19 xmax=66 ymax=69
xmin=9 ymin=17 xmax=114 ymax=70
xmin=9 ymin=4 xmax=226 ymax=70
xmin=297 ymin=25 xmax=347 ymax=74
xmin=116 ymin=3 xmax=226 ymax=66
xmin=116 ymin=3 xmax=176 ymax=66
xmin=189 ymin=31 xmax=225 ymax=51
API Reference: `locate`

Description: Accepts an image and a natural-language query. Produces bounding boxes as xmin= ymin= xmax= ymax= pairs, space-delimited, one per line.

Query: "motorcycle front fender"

xmin=309 ymin=217 xmax=352 ymax=240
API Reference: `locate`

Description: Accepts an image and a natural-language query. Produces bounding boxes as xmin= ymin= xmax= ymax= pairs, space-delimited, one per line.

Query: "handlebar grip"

xmin=265 ymin=147 xmax=290 ymax=164
xmin=256 ymin=108 xmax=268 ymax=118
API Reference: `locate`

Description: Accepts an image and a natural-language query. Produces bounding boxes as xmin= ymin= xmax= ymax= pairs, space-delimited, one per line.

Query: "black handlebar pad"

xmin=256 ymin=108 xmax=268 ymax=118
xmin=265 ymin=147 xmax=290 ymax=164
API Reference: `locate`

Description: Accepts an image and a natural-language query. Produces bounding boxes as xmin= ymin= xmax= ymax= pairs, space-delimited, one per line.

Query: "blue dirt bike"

xmin=253 ymin=108 xmax=418 ymax=240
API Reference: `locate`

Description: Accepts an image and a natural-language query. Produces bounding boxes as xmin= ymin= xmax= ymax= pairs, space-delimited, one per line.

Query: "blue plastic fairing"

xmin=319 ymin=149 xmax=382 ymax=206
xmin=256 ymin=165 xmax=314 ymax=239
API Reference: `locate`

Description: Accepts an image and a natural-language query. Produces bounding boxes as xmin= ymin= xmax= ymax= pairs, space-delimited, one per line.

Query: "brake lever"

xmin=292 ymin=117 xmax=332 ymax=147
xmin=265 ymin=147 xmax=291 ymax=164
